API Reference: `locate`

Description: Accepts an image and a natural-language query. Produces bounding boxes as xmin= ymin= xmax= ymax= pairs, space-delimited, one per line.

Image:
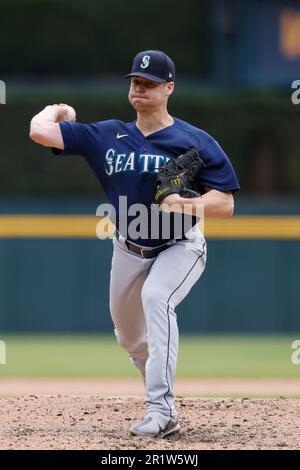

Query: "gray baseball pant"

xmin=109 ymin=227 xmax=207 ymax=418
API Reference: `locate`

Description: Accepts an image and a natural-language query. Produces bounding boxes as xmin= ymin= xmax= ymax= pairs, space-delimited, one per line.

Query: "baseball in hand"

xmin=58 ymin=104 xmax=76 ymax=122
xmin=65 ymin=105 xmax=76 ymax=122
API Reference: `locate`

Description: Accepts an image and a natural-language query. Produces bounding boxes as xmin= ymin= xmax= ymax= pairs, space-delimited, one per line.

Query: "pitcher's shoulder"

xmin=173 ymin=117 xmax=214 ymax=142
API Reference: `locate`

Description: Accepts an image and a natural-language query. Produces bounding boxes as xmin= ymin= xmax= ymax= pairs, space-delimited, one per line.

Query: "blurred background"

xmin=0 ymin=0 xmax=299 ymax=389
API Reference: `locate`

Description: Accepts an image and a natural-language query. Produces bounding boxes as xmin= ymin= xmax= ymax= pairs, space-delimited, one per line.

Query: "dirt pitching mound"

xmin=0 ymin=395 xmax=299 ymax=450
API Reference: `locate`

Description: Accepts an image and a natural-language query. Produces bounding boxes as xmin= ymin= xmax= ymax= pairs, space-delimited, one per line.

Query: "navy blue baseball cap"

xmin=124 ymin=50 xmax=175 ymax=83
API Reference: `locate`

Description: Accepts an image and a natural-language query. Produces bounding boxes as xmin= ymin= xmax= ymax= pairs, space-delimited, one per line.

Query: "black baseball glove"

xmin=154 ymin=148 xmax=205 ymax=205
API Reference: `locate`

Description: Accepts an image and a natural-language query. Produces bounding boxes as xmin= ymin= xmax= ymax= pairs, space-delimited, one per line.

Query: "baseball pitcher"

xmin=30 ymin=50 xmax=240 ymax=438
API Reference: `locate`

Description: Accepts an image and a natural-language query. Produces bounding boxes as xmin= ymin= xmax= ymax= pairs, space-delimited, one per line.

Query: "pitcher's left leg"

xmin=141 ymin=238 xmax=207 ymax=419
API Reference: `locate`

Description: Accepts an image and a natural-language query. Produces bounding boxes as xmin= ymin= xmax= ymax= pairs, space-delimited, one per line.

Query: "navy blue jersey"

xmin=53 ymin=117 xmax=240 ymax=246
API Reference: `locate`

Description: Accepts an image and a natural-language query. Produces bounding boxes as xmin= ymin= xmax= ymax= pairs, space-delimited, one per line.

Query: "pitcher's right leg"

xmin=109 ymin=238 xmax=153 ymax=379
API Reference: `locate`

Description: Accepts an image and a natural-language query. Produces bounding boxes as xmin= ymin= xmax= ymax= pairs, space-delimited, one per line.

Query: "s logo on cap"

xmin=140 ymin=55 xmax=151 ymax=69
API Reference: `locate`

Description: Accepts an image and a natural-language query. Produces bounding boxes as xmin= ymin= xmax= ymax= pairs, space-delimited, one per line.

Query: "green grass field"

xmin=0 ymin=334 xmax=299 ymax=378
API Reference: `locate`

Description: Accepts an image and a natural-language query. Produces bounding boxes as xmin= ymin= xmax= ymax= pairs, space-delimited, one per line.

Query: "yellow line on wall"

xmin=0 ymin=215 xmax=300 ymax=239
xmin=205 ymin=216 xmax=300 ymax=239
xmin=0 ymin=216 xmax=99 ymax=238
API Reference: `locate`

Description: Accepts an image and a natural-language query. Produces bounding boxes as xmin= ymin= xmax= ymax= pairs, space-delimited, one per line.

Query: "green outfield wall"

xmin=0 ymin=235 xmax=299 ymax=333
